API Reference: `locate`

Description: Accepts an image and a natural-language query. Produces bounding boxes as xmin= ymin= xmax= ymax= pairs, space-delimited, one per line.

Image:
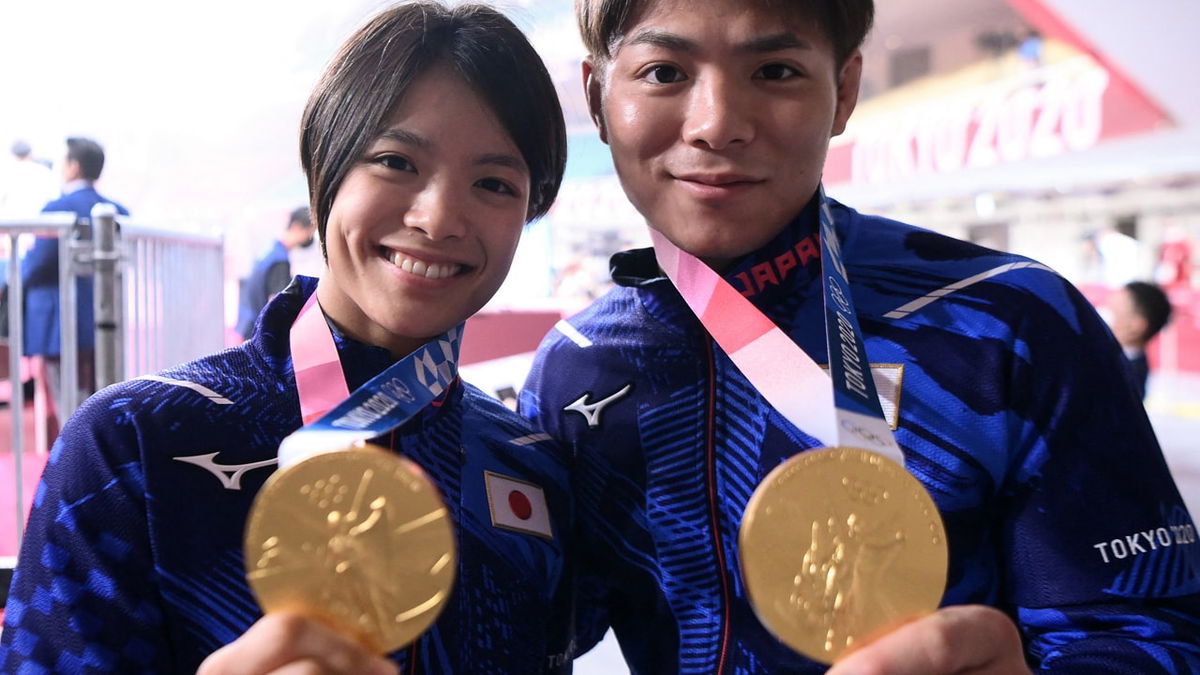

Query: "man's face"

xmin=586 ymin=0 xmax=861 ymax=269
xmin=61 ymin=156 xmax=81 ymax=183
xmin=300 ymin=224 xmax=317 ymax=249
xmin=1108 ymin=287 xmax=1147 ymax=349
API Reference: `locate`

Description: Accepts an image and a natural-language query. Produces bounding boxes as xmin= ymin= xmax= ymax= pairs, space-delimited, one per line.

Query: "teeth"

xmin=388 ymin=251 xmax=462 ymax=279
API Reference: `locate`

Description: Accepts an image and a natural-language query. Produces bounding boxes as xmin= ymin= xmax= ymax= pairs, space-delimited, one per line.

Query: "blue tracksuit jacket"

xmin=521 ymin=198 xmax=1200 ymax=674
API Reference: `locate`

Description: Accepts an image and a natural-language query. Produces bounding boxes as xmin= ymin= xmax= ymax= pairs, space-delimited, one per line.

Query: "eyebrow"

xmin=376 ymin=128 xmax=428 ymax=149
xmin=475 ymin=152 xmax=527 ymax=173
xmin=621 ymin=29 xmax=813 ymax=55
xmin=375 ymin=128 xmax=526 ymax=173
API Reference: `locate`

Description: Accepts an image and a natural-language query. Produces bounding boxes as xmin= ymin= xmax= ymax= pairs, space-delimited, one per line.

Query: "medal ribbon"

xmin=649 ymin=186 xmax=903 ymax=465
xmin=280 ymin=285 xmax=463 ymax=467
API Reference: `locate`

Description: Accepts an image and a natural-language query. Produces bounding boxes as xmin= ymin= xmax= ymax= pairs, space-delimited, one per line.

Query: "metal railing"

xmin=1 ymin=210 xmax=224 ymax=547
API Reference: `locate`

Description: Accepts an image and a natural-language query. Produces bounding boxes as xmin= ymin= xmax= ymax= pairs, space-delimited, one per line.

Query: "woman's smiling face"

xmin=317 ymin=62 xmax=532 ymax=358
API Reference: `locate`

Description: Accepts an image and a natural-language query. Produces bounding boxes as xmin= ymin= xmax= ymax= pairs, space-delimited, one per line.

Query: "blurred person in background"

xmin=235 ymin=205 xmax=316 ymax=340
xmin=1156 ymin=222 xmax=1194 ymax=290
xmin=1086 ymin=225 xmax=1142 ymax=288
xmin=1 ymin=2 xmax=573 ymax=673
xmin=1017 ymin=29 xmax=1044 ymax=68
xmin=1110 ymin=280 xmax=1173 ymax=399
xmin=22 ymin=136 xmax=129 ymax=404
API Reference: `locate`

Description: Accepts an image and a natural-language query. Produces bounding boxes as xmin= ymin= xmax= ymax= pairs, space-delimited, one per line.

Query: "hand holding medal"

xmin=651 ymin=189 xmax=948 ymax=665
xmin=739 ymin=447 xmax=946 ymax=663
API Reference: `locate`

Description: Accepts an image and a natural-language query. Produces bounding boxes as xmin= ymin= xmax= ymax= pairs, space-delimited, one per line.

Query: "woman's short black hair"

xmin=301 ymin=1 xmax=567 ymax=252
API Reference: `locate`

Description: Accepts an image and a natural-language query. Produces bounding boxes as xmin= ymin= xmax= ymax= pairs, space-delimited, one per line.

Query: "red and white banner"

xmin=824 ymin=55 xmax=1169 ymax=188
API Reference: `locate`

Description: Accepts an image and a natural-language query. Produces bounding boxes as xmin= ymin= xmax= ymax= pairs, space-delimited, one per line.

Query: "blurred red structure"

xmin=460 ymin=310 xmax=562 ymax=366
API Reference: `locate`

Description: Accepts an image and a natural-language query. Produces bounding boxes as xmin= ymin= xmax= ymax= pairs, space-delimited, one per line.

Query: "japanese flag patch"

xmin=484 ymin=471 xmax=553 ymax=540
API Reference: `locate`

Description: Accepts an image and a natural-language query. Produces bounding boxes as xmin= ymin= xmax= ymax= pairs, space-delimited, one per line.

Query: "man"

xmin=1110 ymin=280 xmax=1173 ymax=399
xmin=235 ymin=206 xmax=315 ymax=339
xmin=521 ymin=0 xmax=1200 ymax=672
xmin=22 ymin=136 xmax=129 ymax=400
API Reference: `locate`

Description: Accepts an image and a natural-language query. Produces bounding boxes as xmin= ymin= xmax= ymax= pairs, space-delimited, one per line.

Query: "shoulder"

xmin=51 ymin=345 xmax=272 ymax=485
xmin=540 ymin=282 xmax=688 ymax=361
xmin=834 ymin=202 xmax=1078 ymax=320
xmin=462 ymin=382 xmax=559 ymax=444
xmin=90 ymin=188 xmax=129 ymax=216
xmin=85 ymin=346 xmax=271 ymax=425
xmin=836 ymin=202 xmax=1032 ymax=272
xmin=41 ymin=190 xmax=85 ymax=215
xmin=40 ymin=195 xmax=70 ymax=212
xmin=461 ymin=383 xmax=569 ymax=467
xmin=527 ymin=293 xmax=624 ymax=395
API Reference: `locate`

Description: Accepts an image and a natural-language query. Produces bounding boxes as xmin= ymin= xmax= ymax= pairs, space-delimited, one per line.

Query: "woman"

xmin=0 ymin=3 xmax=570 ymax=673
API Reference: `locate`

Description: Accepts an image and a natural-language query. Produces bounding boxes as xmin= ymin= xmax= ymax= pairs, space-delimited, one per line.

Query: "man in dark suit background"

xmin=234 ymin=206 xmax=314 ymax=340
xmin=22 ymin=136 xmax=129 ymax=403
xmin=1110 ymin=280 xmax=1173 ymax=399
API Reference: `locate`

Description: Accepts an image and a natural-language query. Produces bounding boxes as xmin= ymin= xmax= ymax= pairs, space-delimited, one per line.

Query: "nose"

xmin=681 ymin=74 xmax=754 ymax=150
xmin=403 ymin=179 xmax=467 ymax=240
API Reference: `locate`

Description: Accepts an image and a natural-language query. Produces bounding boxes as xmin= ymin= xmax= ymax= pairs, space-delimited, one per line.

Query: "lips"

xmin=673 ymin=172 xmax=763 ymax=200
xmin=675 ymin=172 xmax=761 ymax=186
xmin=384 ymin=248 xmax=465 ymax=279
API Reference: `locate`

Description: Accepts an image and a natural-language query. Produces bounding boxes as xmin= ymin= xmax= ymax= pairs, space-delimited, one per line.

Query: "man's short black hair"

xmin=577 ymin=0 xmax=875 ymax=67
xmin=1125 ymin=281 xmax=1172 ymax=342
xmin=288 ymin=206 xmax=312 ymax=229
xmin=66 ymin=137 xmax=106 ymax=181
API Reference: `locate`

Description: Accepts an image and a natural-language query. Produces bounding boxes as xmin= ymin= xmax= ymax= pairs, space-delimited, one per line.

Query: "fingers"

xmin=198 ymin=613 xmax=399 ymax=675
xmin=827 ymin=605 xmax=1029 ymax=675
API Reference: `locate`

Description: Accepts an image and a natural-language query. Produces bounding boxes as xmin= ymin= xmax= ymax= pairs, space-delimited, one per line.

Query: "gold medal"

xmin=244 ymin=445 xmax=455 ymax=653
xmin=739 ymin=446 xmax=947 ymax=664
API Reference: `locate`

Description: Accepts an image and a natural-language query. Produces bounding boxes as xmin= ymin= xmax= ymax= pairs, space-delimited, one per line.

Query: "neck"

xmin=62 ymin=178 xmax=92 ymax=194
xmin=314 ymin=281 xmax=425 ymax=361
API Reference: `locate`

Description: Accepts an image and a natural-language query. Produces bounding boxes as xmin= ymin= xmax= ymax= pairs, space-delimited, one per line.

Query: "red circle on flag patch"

xmin=508 ymin=490 xmax=533 ymax=520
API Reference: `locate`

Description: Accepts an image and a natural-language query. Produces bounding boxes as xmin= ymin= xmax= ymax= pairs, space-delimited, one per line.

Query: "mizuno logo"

xmin=175 ymin=452 xmax=278 ymax=490
xmin=564 ymin=383 xmax=632 ymax=428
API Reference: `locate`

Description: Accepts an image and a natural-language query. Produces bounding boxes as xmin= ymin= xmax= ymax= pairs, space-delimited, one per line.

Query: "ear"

xmin=582 ymin=58 xmax=609 ymax=144
xmin=831 ymin=50 xmax=863 ymax=137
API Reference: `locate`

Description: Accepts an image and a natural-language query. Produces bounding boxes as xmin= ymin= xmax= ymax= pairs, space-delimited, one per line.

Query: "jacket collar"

xmin=254 ymin=275 xmax=458 ymax=414
xmin=610 ymin=194 xmax=822 ymax=292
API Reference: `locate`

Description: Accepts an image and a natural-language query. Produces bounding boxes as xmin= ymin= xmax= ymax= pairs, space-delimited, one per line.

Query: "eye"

xmin=475 ymin=177 xmax=518 ymax=196
xmin=640 ymin=64 xmax=686 ymax=85
xmin=754 ymin=63 xmax=800 ymax=81
xmin=373 ymin=154 xmax=415 ymax=172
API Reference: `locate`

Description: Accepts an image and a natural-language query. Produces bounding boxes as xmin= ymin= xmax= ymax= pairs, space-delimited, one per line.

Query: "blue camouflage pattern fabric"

xmin=521 ymin=197 xmax=1200 ymax=674
xmin=2 ymin=275 xmax=574 ymax=674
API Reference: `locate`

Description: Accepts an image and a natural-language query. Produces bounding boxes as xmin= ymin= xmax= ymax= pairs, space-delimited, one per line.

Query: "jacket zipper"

xmin=703 ymin=337 xmax=732 ymax=674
